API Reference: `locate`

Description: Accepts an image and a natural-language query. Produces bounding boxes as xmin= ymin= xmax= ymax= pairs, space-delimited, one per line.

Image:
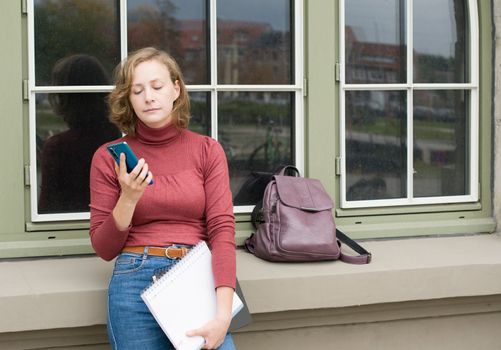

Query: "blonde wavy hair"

xmin=108 ymin=47 xmax=190 ymax=135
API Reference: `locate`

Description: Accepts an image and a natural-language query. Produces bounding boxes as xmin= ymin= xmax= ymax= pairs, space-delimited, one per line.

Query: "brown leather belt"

xmin=122 ymin=246 xmax=190 ymax=259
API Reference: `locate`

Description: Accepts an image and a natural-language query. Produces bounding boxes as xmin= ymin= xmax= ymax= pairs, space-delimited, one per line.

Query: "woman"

xmin=89 ymin=47 xmax=236 ymax=350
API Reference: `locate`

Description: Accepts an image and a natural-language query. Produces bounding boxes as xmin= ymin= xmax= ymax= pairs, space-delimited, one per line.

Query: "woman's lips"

xmin=144 ymin=107 xmax=160 ymax=112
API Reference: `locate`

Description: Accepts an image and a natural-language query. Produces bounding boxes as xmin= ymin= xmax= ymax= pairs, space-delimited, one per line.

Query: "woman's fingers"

xmin=117 ymin=157 xmax=153 ymax=188
xmin=129 ymin=158 xmax=145 ymax=180
xmin=118 ymin=153 xmax=127 ymax=176
xmin=138 ymin=161 xmax=149 ymax=184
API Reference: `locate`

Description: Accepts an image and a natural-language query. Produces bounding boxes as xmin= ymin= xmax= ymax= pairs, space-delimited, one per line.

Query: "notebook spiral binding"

xmin=142 ymin=241 xmax=208 ymax=297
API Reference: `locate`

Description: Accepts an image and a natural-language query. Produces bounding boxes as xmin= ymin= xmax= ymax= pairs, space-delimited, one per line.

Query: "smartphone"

xmin=106 ymin=141 xmax=153 ymax=185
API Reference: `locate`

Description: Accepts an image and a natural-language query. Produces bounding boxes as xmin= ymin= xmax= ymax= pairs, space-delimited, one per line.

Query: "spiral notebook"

xmin=141 ymin=241 xmax=244 ymax=350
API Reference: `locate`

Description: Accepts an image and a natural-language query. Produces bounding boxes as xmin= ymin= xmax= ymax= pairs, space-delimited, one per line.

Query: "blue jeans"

xmin=107 ymin=247 xmax=236 ymax=350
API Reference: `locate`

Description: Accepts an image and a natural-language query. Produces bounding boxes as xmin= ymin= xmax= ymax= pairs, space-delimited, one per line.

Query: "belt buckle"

xmin=165 ymin=247 xmax=187 ymax=259
xmin=164 ymin=247 xmax=178 ymax=259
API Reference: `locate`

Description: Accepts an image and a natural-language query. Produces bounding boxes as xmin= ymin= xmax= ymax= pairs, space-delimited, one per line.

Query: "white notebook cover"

xmin=141 ymin=241 xmax=243 ymax=350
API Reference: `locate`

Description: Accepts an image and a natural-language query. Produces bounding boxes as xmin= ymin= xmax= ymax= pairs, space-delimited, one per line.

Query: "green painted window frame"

xmin=306 ymin=0 xmax=494 ymax=239
xmin=0 ymin=0 xmax=494 ymax=259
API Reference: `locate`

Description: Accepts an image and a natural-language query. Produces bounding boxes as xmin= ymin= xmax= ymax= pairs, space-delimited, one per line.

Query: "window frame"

xmin=26 ymin=0 xmax=304 ymax=222
xmin=338 ymin=0 xmax=479 ymax=209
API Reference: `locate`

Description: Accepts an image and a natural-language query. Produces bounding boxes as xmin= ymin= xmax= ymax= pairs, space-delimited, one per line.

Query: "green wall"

xmin=0 ymin=0 xmax=495 ymax=258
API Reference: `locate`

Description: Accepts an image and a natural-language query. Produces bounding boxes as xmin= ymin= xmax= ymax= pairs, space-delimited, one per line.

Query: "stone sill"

xmin=1 ymin=234 xmax=501 ymax=333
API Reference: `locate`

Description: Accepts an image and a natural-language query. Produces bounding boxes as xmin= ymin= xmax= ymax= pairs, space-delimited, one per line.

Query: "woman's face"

xmin=129 ymin=59 xmax=180 ymax=129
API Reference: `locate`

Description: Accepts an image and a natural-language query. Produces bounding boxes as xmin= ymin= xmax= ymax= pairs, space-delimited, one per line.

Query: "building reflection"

xmin=345 ymin=24 xmax=467 ymax=200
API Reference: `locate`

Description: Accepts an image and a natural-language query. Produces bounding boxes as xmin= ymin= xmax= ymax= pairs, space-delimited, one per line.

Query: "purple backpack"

xmin=245 ymin=166 xmax=372 ymax=264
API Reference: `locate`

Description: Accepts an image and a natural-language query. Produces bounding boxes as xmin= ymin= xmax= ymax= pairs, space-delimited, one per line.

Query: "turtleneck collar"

xmin=135 ymin=119 xmax=182 ymax=146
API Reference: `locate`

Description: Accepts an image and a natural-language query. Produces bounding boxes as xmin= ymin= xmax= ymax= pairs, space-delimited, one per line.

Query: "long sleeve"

xmin=89 ymin=146 xmax=130 ymax=261
xmin=203 ymin=140 xmax=236 ymax=289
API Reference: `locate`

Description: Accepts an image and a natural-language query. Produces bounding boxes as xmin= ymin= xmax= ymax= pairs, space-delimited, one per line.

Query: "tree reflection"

xmin=34 ymin=0 xmax=120 ymax=85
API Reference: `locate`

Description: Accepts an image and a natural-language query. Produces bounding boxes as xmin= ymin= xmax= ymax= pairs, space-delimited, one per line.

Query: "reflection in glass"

xmin=189 ymin=92 xmax=210 ymax=136
xmin=413 ymin=90 xmax=468 ymax=197
xmin=217 ymin=0 xmax=292 ymax=84
xmin=345 ymin=91 xmax=407 ymax=201
xmin=218 ymin=92 xmax=293 ymax=205
xmin=345 ymin=0 xmax=406 ymax=84
xmin=414 ymin=0 xmax=467 ymax=83
xmin=36 ymin=55 xmax=121 ymax=214
xmin=34 ymin=0 xmax=120 ymax=86
xmin=128 ymin=0 xmax=208 ymax=84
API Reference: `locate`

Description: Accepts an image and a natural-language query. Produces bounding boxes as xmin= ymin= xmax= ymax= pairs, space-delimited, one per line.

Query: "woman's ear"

xmin=174 ymin=80 xmax=181 ymax=100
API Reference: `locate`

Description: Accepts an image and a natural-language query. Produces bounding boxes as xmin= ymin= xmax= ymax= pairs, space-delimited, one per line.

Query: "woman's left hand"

xmin=186 ymin=314 xmax=231 ymax=349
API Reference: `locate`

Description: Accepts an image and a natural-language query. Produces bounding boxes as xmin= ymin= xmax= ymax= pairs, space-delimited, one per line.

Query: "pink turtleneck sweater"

xmin=89 ymin=121 xmax=236 ymax=289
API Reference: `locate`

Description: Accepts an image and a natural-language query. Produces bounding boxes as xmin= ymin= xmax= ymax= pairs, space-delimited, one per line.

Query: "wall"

xmin=1 ymin=0 xmax=501 ymax=349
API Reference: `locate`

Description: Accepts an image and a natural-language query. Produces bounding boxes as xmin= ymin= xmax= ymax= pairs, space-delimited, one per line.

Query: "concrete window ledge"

xmin=1 ymin=234 xmax=501 ymax=334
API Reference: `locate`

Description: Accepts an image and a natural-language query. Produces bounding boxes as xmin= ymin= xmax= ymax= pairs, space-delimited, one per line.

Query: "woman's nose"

xmin=144 ymin=88 xmax=154 ymax=102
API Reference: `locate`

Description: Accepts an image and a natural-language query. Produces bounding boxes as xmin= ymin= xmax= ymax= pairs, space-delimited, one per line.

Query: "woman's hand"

xmin=112 ymin=153 xmax=153 ymax=231
xmin=186 ymin=314 xmax=231 ymax=349
xmin=186 ymin=286 xmax=233 ymax=349
xmin=115 ymin=152 xmax=153 ymax=204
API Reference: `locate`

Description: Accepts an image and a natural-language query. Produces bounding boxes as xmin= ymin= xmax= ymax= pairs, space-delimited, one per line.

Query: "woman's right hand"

xmin=115 ymin=153 xmax=153 ymax=204
xmin=111 ymin=153 xmax=153 ymax=231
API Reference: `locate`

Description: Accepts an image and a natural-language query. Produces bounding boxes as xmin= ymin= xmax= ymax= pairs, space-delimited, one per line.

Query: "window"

xmin=28 ymin=0 xmax=303 ymax=222
xmin=340 ymin=0 xmax=478 ymax=209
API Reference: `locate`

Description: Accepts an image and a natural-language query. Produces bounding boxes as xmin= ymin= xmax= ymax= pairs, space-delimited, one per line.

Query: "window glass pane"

xmin=345 ymin=91 xmax=407 ymax=200
xmin=128 ymin=0 xmax=208 ymax=84
xmin=413 ymin=90 xmax=468 ymax=197
xmin=345 ymin=0 xmax=406 ymax=84
xmin=217 ymin=0 xmax=293 ymax=84
xmin=189 ymin=92 xmax=210 ymax=136
xmin=36 ymin=93 xmax=121 ymax=214
xmin=414 ymin=0 xmax=467 ymax=83
xmin=34 ymin=0 xmax=120 ymax=86
xmin=218 ymin=92 xmax=294 ymax=205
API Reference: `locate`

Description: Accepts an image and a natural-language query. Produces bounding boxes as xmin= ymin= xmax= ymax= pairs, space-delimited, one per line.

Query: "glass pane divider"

xmin=407 ymin=87 xmax=414 ymax=201
xmin=31 ymin=86 xmax=115 ymax=93
xmin=339 ymin=0 xmax=346 ymax=83
xmin=295 ymin=0 xmax=305 ymax=89
xmin=210 ymin=0 xmax=218 ymax=140
xmin=342 ymin=84 xmax=476 ymax=91
xmin=30 ymin=212 xmax=90 ymax=222
xmin=294 ymin=90 xmax=305 ymax=176
xmin=341 ymin=194 xmax=479 ymax=209
xmin=208 ymin=85 xmax=302 ymax=91
xmin=210 ymin=88 xmax=218 ymax=141
xmin=27 ymin=0 xmax=39 ymax=222
xmin=407 ymin=0 xmax=413 ymax=88
xmin=469 ymin=0 xmax=479 ymax=86
xmin=470 ymin=86 xmax=480 ymax=200
xmin=120 ymin=0 xmax=128 ymax=59
xmin=407 ymin=0 xmax=413 ymax=202
xmin=343 ymin=84 xmax=411 ymax=91
xmin=413 ymin=84 xmax=477 ymax=90
xmin=339 ymin=0 xmax=347 ymax=207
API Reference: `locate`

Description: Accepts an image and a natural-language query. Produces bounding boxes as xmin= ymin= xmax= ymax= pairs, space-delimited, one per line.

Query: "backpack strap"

xmin=251 ymin=199 xmax=264 ymax=229
xmin=336 ymin=229 xmax=372 ymax=264
xmin=251 ymin=165 xmax=299 ymax=229
xmin=278 ymin=165 xmax=300 ymax=177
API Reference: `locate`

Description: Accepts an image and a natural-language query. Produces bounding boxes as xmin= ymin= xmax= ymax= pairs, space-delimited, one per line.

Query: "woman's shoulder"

xmin=183 ymin=129 xmax=221 ymax=149
xmin=182 ymin=129 xmax=227 ymax=163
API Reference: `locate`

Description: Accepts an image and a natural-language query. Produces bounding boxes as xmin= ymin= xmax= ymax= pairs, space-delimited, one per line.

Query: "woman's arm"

xmin=185 ymin=139 xmax=237 ymax=348
xmin=89 ymin=149 xmax=152 ymax=260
